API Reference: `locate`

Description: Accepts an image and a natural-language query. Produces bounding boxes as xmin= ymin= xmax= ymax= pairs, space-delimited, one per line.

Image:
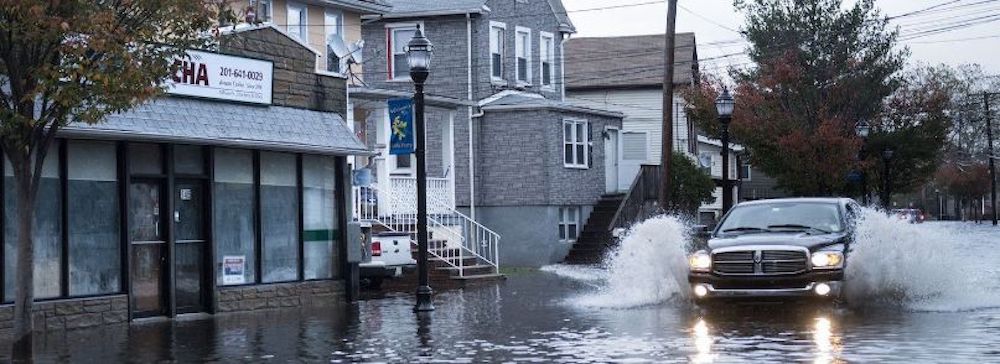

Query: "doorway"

xmin=174 ymin=179 xmax=208 ymax=313
xmin=129 ymin=180 xmax=167 ymax=317
xmin=604 ymin=128 xmax=620 ymax=193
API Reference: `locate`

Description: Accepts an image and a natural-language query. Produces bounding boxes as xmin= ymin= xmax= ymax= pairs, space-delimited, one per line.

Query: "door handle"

xmin=174 ymin=211 xmax=180 ymax=223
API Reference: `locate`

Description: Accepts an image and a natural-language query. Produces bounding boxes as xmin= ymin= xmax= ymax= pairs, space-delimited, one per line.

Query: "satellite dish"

xmin=349 ymin=40 xmax=364 ymax=64
xmin=327 ymin=35 xmax=351 ymax=59
xmin=699 ymin=153 xmax=713 ymax=168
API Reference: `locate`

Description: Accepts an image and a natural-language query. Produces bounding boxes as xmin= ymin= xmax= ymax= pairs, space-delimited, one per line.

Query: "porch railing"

xmin=608 ymin=164 xmax=663 ymax=232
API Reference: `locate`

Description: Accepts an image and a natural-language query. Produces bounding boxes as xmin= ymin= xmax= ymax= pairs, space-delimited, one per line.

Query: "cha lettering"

xmin=172 ymin=59 xmax=209 ymax=86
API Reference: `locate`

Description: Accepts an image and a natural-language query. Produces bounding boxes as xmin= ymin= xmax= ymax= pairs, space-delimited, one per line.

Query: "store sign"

xmin=388 ymin=98 xmax=415 ymax=155
xmin=166 ymin=50 xmax=273 ymax=105
xmin=222 ymin=255 xmax=246 ymax=285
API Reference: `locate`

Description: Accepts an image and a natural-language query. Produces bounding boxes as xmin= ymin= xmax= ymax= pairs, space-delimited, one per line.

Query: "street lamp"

xmin=716 ymin=88 xmax=735 ymax=213
xmin=407 ymin=27 xmax=435 ymax=312
xmin=855 ymin=120 xmax=871 ymax=205
xmin=881 ymin=147 xmax=895 ymax=210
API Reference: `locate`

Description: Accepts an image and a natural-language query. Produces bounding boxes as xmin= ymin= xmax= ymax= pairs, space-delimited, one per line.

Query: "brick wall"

xmin=219 ymin=26 xmax=347 ymax=114
xmin=0 ymin=295 xmax=128 ymax=335
xmin=215 ymin=280 xmax=345 ymax=313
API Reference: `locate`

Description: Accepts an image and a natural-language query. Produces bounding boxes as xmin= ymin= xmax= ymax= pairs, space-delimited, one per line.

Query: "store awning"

xmin=61 ymin=96 xmax=370 ymax=156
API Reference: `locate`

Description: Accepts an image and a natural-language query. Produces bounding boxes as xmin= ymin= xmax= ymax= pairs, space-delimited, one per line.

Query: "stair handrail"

xmin=607 ymin=164 xmax=663 ymax=232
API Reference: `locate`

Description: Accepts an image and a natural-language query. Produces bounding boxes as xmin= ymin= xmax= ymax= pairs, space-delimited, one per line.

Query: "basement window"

xmin=559 ymin=206 xmax=580 ymax=242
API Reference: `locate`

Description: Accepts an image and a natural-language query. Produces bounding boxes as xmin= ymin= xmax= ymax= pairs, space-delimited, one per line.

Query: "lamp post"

xmin=716 ymin=88 xmax=735 ymax=213
xmin=881 ymin=147 xmax=895 ymax=210
xmin=406 ymin=28 xmax=435 ymax=312
xmin=855 ymin=120 xmax=871 ymax=205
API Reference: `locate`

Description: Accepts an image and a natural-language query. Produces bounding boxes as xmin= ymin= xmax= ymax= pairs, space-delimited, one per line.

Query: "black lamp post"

xmin=716 ymin=88 xmax=735 ymax=213
xmin=407 ymin=28 xmax=435 ymax=312
xmin=855 ymin=120 xmax=871 ymax=205
xmin=881 ymin=147 xmax=895 ymax=210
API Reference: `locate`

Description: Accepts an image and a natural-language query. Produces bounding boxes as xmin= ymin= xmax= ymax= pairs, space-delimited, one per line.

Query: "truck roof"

xmin=738 ymin=197 xmax=853 ymax=206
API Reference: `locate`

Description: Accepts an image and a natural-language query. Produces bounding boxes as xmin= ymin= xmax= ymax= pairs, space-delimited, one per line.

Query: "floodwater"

xmin=3 ymin=217 xmax=1000 ymax=362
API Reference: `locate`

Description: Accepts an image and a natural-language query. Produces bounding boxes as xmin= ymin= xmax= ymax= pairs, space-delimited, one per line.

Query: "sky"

xmin=562 ymin=0 xmax=1000 ymax=77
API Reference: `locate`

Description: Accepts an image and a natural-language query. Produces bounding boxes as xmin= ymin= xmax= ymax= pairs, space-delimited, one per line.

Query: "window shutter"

xmin=587 ymin=123 xmax=593 ymax=168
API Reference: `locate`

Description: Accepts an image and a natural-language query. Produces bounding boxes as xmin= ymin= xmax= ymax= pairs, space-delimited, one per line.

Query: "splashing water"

xmin=845 ymin=208 xmax=1000 ymax=312
xmin=545 ymin=215 xmax=694 ymax=308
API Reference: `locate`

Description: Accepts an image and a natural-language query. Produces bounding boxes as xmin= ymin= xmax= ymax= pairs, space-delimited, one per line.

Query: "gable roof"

xmin=564 ymin=33 xmax=698 ymax=90
xmin=547 ymin=0 xmax=575 ymax=33
xmin=373 ymin=0 xmax=490 ymax=18
xmin=322 ymin=0 xmax=393 ymax=13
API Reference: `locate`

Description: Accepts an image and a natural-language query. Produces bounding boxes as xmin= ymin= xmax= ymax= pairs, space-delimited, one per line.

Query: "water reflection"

xmin=813 ymin=317 xmax=842 ymax=364
xmin=692 ymin=318 xmax=714 ymax=363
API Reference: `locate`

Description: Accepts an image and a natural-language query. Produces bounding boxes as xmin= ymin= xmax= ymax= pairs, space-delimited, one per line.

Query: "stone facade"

xmin=220 ymin=26 xmax=347 ymax=115
xmin=216 ymin=280 xmax=345 ymax=313
xmin=0 ymin=295 xmax=128 ymax=335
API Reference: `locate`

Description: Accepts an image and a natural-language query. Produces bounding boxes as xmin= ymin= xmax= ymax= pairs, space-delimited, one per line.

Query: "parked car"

xmin=688 ymin=198 xmax=860 ymax=302
xmin=359 ymin=231 xmax=416 ymax=288
xmin=890 ymin=208 xmax=925 ymax=224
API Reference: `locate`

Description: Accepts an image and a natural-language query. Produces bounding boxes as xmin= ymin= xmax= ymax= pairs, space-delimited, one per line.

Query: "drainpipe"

xmin=467 ymin=12 xmax=477 ymax=220
xmin=560 ymin=32 xmax=570 ymax=101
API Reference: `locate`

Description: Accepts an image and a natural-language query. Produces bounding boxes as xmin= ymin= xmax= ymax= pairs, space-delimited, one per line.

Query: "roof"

xmin=321 ymin=0 xmax=392 ymax=13
xmin=349 ymin=86 xmax=474 ymax=108
xmin=479 ymin=92 xmax=624 ymax=118
xmin=61 ymin=97 xmax=369 ymax=156
xmin=564 ymin=33 xmax=698 ymax=90
xmin=547 ymin=0 xmax=576 ymax=33
xmin=697 ymin=135 xmax=744 ymax=151
xmin=373 ymin=0 xmax=489 ymax=18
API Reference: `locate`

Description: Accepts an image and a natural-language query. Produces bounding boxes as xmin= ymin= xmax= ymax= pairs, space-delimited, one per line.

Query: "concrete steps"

xmin=563 ymin=193 xmax=625 ymax=265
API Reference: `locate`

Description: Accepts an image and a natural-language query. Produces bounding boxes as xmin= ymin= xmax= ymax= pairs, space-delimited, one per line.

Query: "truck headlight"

xmin=810 ymin=251 xmax=844 ymax=269
xmin=689 ymin=251 xmax=712 ymax=272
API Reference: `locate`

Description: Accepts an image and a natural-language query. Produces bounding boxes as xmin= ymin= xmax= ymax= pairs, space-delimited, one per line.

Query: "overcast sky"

xmin=563 ymin=0 xmax=1000 ymax=76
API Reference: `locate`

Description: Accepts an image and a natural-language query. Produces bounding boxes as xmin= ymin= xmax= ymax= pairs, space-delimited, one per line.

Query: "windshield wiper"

xmin=767 ymin=224 xmax=831 ymax=234
xmin=722 ymin=226 xmax=770 ymax=233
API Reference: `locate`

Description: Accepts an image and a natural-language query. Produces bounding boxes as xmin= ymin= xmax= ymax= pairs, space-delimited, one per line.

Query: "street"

xmin=0 ymin=221 xmax=996 ymax=362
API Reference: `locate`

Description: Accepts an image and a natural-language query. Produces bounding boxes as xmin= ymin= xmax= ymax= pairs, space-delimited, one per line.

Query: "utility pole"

xmin=659 ymin=0 xmax=678 ymax=210
xmin=986 ymin=92 xmax=997 ymax=226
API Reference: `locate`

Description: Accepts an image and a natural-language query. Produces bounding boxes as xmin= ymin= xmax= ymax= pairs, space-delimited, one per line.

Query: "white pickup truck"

xmin=359 ymin=231 xmax=417 ymax=288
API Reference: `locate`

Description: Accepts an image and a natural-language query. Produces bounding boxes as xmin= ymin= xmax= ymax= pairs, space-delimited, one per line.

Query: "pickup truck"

xmin=688 ymin=197 xmax=860 ymax=301
xmin=359 ymin=232 xmax=416 ymax=288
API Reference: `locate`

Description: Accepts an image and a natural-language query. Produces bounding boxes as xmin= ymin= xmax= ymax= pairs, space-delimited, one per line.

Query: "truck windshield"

xmin=717 ymin=202 xmax=843 ymax=234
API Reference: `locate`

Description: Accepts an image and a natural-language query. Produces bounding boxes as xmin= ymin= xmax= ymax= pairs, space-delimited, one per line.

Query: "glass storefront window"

xmin=4 ymin=144 xmax=63 ymax=301
xmin=129 ymin=143 xmax=163 ymax=175
xmin=67 ymin=141 xmax=121 ymax=295
xmin=302 ymin=155 xmax=339 ymax=279
xmin=174 ymin=145 xmax=205 ymax=175
xmin=213 ymin=148 xmax=256 ymax=285
xmin=260 ymin=152 xmax=299 ymax=283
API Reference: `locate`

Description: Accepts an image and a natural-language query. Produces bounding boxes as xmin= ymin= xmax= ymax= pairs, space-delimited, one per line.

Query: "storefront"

xmin=0 ymin=26 xmax=365 ymax=329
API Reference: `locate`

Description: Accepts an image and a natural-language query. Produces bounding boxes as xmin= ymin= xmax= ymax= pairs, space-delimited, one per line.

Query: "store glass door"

xmin=130 ymin=180 xmax=167 ymax=317
xmin=175 ymin=179 xmax=208 ymax=313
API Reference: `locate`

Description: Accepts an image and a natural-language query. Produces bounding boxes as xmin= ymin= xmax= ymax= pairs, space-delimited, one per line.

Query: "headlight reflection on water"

xmin=692 ymin=319 xmax=714 ymax=363
xmin=813 ymin=317 xmax=843 ymax=364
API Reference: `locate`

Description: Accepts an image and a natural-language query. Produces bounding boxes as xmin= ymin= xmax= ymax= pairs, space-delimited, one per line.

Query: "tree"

xmin=721 ymin=0 xmax=906 ymax=196
xmin=0 ymin=1 xmax=218 ymax=357
xmin=665 ymin=154 xmax=716 ymax=217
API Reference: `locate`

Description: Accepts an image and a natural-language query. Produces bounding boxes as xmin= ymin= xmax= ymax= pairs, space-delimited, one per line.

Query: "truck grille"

xmin=712 ymin=248 xmax=808 ymax=276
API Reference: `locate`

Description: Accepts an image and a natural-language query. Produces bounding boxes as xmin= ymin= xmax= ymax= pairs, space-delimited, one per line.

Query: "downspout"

xmin=467 ymin=12 xmax=477 ymax=220
xmin=560 ymin=32 xmax=570 ymax=101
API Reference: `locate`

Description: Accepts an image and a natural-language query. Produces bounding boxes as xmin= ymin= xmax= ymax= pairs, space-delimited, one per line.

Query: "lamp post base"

xmin=414 ymin=285 xmax=435 ymax=312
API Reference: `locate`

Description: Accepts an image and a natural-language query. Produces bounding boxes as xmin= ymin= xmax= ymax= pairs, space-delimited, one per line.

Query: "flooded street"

xmin=3 ymin=221 xmax=1000 ymax=362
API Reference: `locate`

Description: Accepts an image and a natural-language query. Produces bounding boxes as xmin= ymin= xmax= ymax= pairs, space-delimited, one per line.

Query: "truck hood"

xmin=708 ymin=232 xmax=848 ymax=251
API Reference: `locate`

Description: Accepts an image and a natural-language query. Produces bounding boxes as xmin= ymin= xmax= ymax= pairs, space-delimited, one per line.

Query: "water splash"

xmin=845 ymin=208 xmax=1000 ymax=312
xmin=547 ymin=215 xmax=693 ymax=308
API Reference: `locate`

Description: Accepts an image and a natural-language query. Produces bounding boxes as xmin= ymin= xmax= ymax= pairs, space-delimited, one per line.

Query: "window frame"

xmin=558 ymin=206 xmax=580 ymax=243
xmin=621 ymin=131 xmax=649 ymax=161
xmin=385 ymin=22 xmax=422 ymax=81
xmin=514 ymin=26 xmax=532 ymax=85
xmin=249 ymin=0 xmax=273 ymax=23
xmin=286 ymin=1 xmax=308 ymax=42
xmin=489 ymin=21 xmax=507 ymax=83
xmin=539 ymin=31 xmax=555 ymax=90
xmin=324 ymin=9 xmax=345 ymax=75
xmin=562 ymin=118 xmax=590 ymax=169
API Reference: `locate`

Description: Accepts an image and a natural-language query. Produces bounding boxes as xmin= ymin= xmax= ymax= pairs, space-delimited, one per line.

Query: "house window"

xmin=395 ymin=154 xmax=412 ymax=169
xmin=563 ymin=118 xmax=589 ymax=168
xmin=249 ymin=0 xmax=272 ymax=23
xmin=698 ymin=152 xmax=713 ymax=174
xmin=325 ymin=10 xmax=344 ymax=73
xmin=286 ymin=2 xmax=307 ymax=41
xmin=622 ymin=132 xmax=648 ymax=161
xmin=558 ymin=207 xmax=580 ymax=242
xmin=515 ymin=27 xmax=531 ymax=84
xmin=540 ymin=31 xmax=554 ymax=88
xmin=387 ymin=25 xmax=417 ymax=80
xmin=740 ymin=164 xmax=752 ymax=181
xmin=489 ymin=21 xmax=506 ymax=81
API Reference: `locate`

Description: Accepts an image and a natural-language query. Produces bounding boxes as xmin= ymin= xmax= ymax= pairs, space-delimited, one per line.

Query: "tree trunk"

xmin=11 ymin=155 xmax=39 ymax=361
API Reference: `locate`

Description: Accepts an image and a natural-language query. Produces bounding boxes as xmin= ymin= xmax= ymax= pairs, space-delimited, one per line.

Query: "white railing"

xmin=352 ymin=184 xmax=500 ymax=276
xmin=385 ymin=176 xmax=454 ymax=215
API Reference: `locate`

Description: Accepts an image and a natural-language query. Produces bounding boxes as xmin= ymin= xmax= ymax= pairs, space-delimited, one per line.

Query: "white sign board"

xmin=166 ymin=50 xmax=273 ymax=105
xmin=222 ymin=255 xmax=246 ymax=285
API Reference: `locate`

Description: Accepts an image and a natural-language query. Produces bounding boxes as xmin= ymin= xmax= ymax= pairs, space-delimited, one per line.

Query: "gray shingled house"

xmin=1 ymin=25 xmax=370 ymax=330
xmin=349 ymin=0 xmax=624 ymax=268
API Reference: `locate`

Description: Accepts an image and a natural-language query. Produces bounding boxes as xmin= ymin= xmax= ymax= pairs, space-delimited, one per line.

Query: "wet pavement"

xmin=2 ymin=221 xmax=999 ymax=362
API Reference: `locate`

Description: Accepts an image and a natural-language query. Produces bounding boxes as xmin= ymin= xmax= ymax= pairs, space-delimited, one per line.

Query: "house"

xmin=564 ymin=33 xmax=742 ymax=222
xmin=0 ymin=25 xmax=370 ymax=330
xmin=349 ymin=0 xmax=625 ymax=268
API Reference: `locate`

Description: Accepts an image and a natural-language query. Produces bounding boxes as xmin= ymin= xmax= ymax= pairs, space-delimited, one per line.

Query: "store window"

xmin=302 ymin=155 xmax=339 ymax=279
xmin=67 ymin=141 xmax=121 ymax=295
xmin=214 ymin=148 xmax=256 ymax=285
xmin=260 ymin=152 xmax=299 ymax=283
xmin=4 ymin=144 xmax=63 ymax=301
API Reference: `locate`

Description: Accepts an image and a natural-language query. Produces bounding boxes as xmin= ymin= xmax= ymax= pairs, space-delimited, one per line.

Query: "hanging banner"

xmin=388 ymin=98 xmax=415 ymax=155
